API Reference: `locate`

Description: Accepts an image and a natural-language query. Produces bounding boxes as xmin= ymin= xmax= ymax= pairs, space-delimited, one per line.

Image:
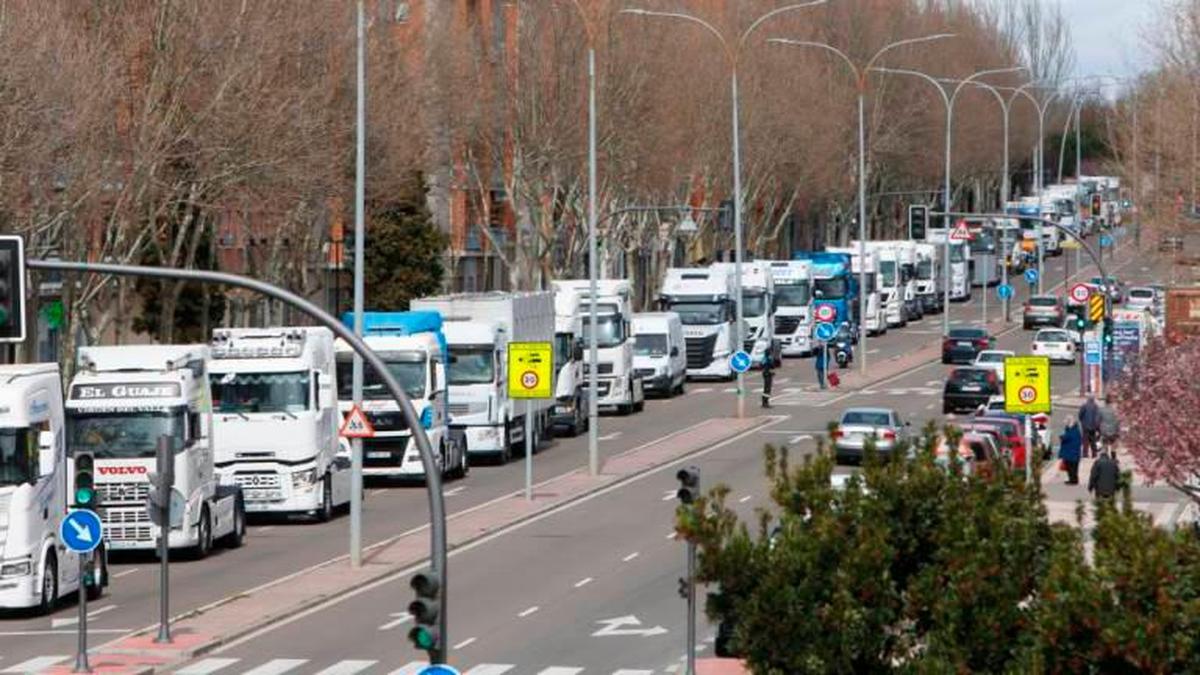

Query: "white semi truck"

xmin=768 ymin=260 xmax=814 ymax=356
xmin=711 ymin=262 xmax=777 ymax=367
xmin=659 ymin=267 xmax=737 ymax=379
xmin=0 ymin=364 xmax=107 ymax=612
xmin=550 ymin=286 xmax=587 ymax=436
xmin=857 ymin=242 xmax=907 ymax=328
xmin=827 ymin=247 xmax=886 ymax=336
xmin=209 ymin=327 xmax=352 ymax=520
xmin=334 ymin=311 xmax=464 ymax=480
xmin=914 ymin=242 xmax=943 ymax=314
xmin=926 ymin=231 xmax=972 ymax=301
xmin=411 ymin=292 xmax=555 ymax=463
xmin=550 ymin=280 xmax=645 ymax=414
xmin=66 ymin=345 xmax=245 ymax=557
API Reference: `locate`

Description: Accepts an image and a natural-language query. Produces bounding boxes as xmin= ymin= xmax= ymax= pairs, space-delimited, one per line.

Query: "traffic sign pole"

xmin=525 ymin=399 xmax=533 ymax=502
xmin=154 ymin=435 xmax=172 ymax=645
xmin=73 ymin=551 xmax=90 ymax=673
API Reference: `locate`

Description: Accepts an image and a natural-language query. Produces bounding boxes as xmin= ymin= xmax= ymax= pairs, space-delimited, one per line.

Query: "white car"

xmin=973 ymin=350 xmax=1015 ymax=383
xmin=1126 ymin=286 xmax=1156 ymax=312
xmin=1032 ymin=328 xmax=1076 ymax=364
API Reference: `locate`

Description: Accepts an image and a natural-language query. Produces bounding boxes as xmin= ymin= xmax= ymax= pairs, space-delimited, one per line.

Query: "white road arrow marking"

xmin=377 ymin=612 xmax=412 ymax=631
xmin=70 ymin=519 xmax=93 ymax=543
xmin=592 ymin=615 xmax=669 ymax=637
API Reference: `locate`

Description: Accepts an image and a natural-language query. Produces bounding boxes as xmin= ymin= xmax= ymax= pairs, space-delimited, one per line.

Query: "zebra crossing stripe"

xmin=1 ymin=657 xmax=69 ymax=673
xmin=536 ymin=668 xmax=584 ymax=675
xmin=464 ymin=666 xmax=515 ymax=675
xmin=384 ymin=663 xmax=429 ymax=675
xmin=240 ymin=659 xmax=309 ymax=675
xmin=312 ymin=661 xmax=378 ymax=675
xmin=176 ymin=659 xmax=241 ymax=675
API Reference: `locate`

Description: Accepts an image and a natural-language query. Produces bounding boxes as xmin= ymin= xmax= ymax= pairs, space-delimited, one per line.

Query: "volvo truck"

xmin=659 ymin=267 xmax=737 ymax=379
xmin=209 ymin=327 xmax=352 ymax=520
xmin=550 ymin=280 xmax=645 ymax=414
xmin=66 ymin=345 xmax=245 ymax=557
xmin=0 ymin=364 xmax=107 ymax=612
xmin=768 ymin=260 xmax=815 ymax=356
xmin=710 ymin=261 xmax=777 ymax=367
xmin=411 ymin=293 xmax=555 ymax=463
xmin=335 ymin=311 xmax=464 ymax=479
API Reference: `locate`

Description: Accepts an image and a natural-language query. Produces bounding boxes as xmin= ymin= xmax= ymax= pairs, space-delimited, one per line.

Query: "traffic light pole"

xmin=154 ymin=435 xmax=173 ymax=644
xmin=72 ymin=552 xmax=90 ymax=673
xmin=27 ymin=258 xmax=452 ymax=663
xmin=685 ymin=539 xmax=696 ymax=675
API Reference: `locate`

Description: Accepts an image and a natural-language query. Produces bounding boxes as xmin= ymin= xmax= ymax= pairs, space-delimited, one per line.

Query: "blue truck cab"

xmin=793 ymin=252 xmax=859 ymax=340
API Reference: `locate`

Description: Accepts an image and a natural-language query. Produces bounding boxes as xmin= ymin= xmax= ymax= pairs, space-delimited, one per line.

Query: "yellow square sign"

xmin=508 ymin=341 xmax=554 ymax=400
xmin=1003 ymin=356 xmax=1051 ymax=414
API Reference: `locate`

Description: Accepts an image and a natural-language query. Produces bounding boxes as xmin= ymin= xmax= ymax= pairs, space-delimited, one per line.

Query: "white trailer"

xmin=0 ymin=364 xmax=107 ymax=612
xmin=67 ymin=345 xmax=246 ymax=557
xmin=551 ymin=280 xmax=645 ymax=414
xmin=209 ymin=327 xmax=352 ymax=520
xmin=411 ymin=292 xmax=555 ymax=463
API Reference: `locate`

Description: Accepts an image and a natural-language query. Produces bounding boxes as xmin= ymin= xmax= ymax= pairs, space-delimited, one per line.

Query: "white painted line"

xmin=444 ymin=486 xmax=466 ymax=497
xmin=377 ymin=612 xmax=412 ymax=631
xmin=738 ymin=495 xmax=752 ymax=504
xmin=240 ymin=660 xmax=309 ymax=675
xmin=112 ymin=568 xmax=140 ymax=579
xmin=454 ymin=638 xmax=479 ymax=651
xmin=692 ymin=387 xmax=713 ymax=393
xmin=789 ymin=434 xmax=813 ymax=444
xmin=574 ymin=577 xmax=593 ymax=588
xmin=722 ymin=387 xmax=737 ymax=393
xmin=0 ymin=629 xmax=130 ymax=636
xmin=463 ymin=661 xmax=512 ymax=673
xmin=666 ymin=531 xmax=677 ymax=540
xmin=612 ymin=671 xmax=654 ymax=675
xmin=622 ymin=552 xmax=640 ymax=562
xmin=661 ymin=490 xmax=676 ymax=502
xmin=925 ymin=402 xmax=936 ymax=410
xmin=257 ymin=526 xmax=276 ymax=533
xmin=176 ymin=658 xmax=242 ymax=675
xmin=598 ymin=432 xmax=622 ymax=441
xmin=367 ymin=489 xmax=384 ymax=497
xmin=518 ymin=605 xmax=539 ymax=617
xmin=535 ymin=668 xmax=584 ymax=675
xmin=313 ymin=661 xmax=378 ymax=675
xmin=52 ymin=604 xmax=118 ymax=628
xmin=867 ymin=348 xmax=880 ymax=354
xmin=776 ymin=377 xmax=791 ymax=384
xmin=1 ymin=657 xmax=69 ymax=673
xmin=385 ymin=663 xmax=430 ymax=675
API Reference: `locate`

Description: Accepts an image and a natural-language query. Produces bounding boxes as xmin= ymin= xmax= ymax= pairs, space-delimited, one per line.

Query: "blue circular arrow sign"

xmin=729 ymin=351 xmax=752 ymax=374
xmin=814 ymin=322 xmax=837 ymax=342
xmin=418 ymin=667 xmax=461 ymax=675
xmin=997 ymin=284 xmax=1014 ymax=300
xmin=1024 ymin=268 xmax=1039 ymax=284
xmin=61 ymin=509 xmax=103 ymax=554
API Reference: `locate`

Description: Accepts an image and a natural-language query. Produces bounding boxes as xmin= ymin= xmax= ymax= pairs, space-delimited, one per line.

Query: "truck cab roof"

xmin=0 ymin=364 xmax=62 ymax=427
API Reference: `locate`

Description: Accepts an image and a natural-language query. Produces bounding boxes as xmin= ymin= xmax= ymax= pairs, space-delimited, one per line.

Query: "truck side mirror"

xmin=37 ymin=431 xmax=55 ymax=478
xmin=573 ymin=340 xmax=584 ymax=362
xmin=670 ymin=346 xmax=679 ymax=357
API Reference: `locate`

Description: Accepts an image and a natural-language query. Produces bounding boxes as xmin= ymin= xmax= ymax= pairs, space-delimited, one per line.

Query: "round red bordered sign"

xmin=815 ymin=305 xmax=836 ymax=322
xmin=1018 ymin=385 xmax=1037 ymax=404
xmin=1069 ymin=283 xmax=1090 ymax=304
xmin=520 ymin=370 xmax=539 ymax=389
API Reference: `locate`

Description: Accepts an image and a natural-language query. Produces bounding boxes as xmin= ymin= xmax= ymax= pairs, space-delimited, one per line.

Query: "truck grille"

xmin=234 ymin=472 xmax=282 ymax=489
xmin=685 ymin=335 xmax=718 ymax=369
xmin=102 ymin=508 xmax=152 ymax=543
xmin=582 ymin=362 xmax=614 ymax=375
xmin=634 ymin=368 xmax=656 ymax=379
xmin=97 ymin=481 xmax=150 ymax=505
xmin=364 ymin=437 xmax=408 ymax=467
xmin=447 ymin=403 xmax=472 ymax=416
xmin=775 ymin=316 xmax=801 ymax=334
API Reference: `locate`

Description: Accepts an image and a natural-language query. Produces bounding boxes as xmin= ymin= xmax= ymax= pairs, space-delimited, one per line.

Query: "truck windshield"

xmin=0 ymin=428 xmax=36 ymax=486
xmin=447 ymin=346 xmax=494 ymax=385
xmin=634 ymin=334 xmax=668 ymax=357
xmin=664 ymin=302 xmax=727 ymax=326
xmin=775 ymin=282 xmax=810 ymax=307
xmin=813 ymin=278 xmax=847 ymax=300
xmin=917 ymin=259 xmax=934 ymax=280
xmin=879 ymin=261 xmax=898 ymax=288
xmin=67 ymin=410 xmax=185 ymax=459
xmin=336 ymin=352 xmax=426 ymax=400
xmin=554 ymin=333 xmax=573 ymax=372
xmin=581 ymin=315 xmax=627 ymax=348
xmin=950 ymin=246 xmax=966 ymax=263
xmin=211 ymin=371 xmax=310 ymax=414
xmin=742 ymin=292 xmax=768 ymax=318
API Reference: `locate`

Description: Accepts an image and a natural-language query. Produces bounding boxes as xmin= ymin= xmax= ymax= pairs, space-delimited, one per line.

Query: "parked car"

xmin=973 ymin=349 xmax=1014 ymax=383
xmin=833 ymin=407 xmax=910 ymax=464
xmin=943 ymin=367 xmax=1000 ymax=414
xmin=1022 ymin=295 xmax=1064 ymax=329
xmin=963 ymin=416 xmax=1027 ymax=467
xmin=1032 ymin=328 xmax=1076 ymax=364
xmin=942 ymin=328 xmax=995 ymax=364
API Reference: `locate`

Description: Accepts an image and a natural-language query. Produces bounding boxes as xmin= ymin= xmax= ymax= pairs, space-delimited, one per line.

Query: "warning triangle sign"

xmin=340 ymin=404 xmax=376 ymax=438
xmin=949 ymin=220 xmax=971 ymax=241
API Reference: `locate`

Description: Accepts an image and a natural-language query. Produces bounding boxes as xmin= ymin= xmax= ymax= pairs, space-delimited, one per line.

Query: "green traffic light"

xmin=75 ymin=487 xmax=95 ymax=506
xmin=410 ymin=626 xmax=436 ymax=650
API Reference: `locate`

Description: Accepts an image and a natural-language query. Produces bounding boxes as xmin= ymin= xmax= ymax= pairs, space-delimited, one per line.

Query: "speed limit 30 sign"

xmin=508 ymin=341 xmax=553 ymax=400
xmin=1003 ymin=356 xmax=1051 ymax=414
xmin=1069 ymin=283 xmax=1091 ymax=304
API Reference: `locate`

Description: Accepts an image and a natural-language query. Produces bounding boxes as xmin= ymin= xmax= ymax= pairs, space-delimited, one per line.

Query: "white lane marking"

xmin=622 ymin=552 xmax=640 ymax=562
xmin=598 ymin=432 xmax=622 ymax=441
xmin=926 ymin=402 xmax=936 ymax=410
xmin=722 ymin=387 xmax=737 ymax=393
xmin=463 ymin=661 xmax=512 ymax=673
xmin=691 ymin=387 xmax=713 ymax=393
xmin=377 ymin=612 xmax=412 ymax=631
xmin=868 ymin=348 xmax=880 ymax=354
xmin=0 ymin=629 xmax=129 ymax=636
xmin=454 ymin=638 xmax=479 ymax=650
xmin=241 ymin=660 xmax=308 ymax=675
xmin=518 ymin=605 xmax=539 ymax=617
xmin=444 ymin=486 xmax=466 ymax=497
xmin=612 ymin=670 xmax=655 ymax=675
xmin=738 ymin=495 xmax=752 ymax=504
xmin=257 ymin=526 xmax=276 ymax=533
xmin=661 ymin=490 xmax=675 ymax=501
xmin=574 ymin=577 xmax=593 ymax=588
xmin=1 ymin=657 xmax=69 ymax=673
xmin=536 ymin=668 xmax=584 ymax=675
xmin=176 ymin=658 xmax=242 ymax=675
xmin=385 ymin=663 xmax=429 ymax=675
xmin=313 ymin=661 xmax=377 ymax=675
xmin=51 ymin=604 xmax=118 ymax=628
xmin=665 ymin=531 xmax=677 ymax=540
xmin=112 ymin=568 xmax=140 ymax=579
xmin=776 ymin=377 xmax=791 ymax=384
xmin=789 ymin=434 xmax=813 ymax=444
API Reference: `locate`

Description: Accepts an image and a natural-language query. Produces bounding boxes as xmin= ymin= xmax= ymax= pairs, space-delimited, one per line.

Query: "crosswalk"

xmin=0 ymin=657 xmax=665 ymax=675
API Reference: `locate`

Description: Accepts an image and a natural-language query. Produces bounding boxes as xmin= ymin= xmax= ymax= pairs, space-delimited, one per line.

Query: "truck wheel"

xmin=499 ymin=424 xmax=513 ymax=465
xmin=452 ymin=440 xmax=469 ymax=478
xmin=85 ymin=548 xmax=106 ymax=601
xmin=38 ymin=553 xmax=57 ymax=615
xmin=674 ymin=378 xmax=685 ymax=396
xmin=223 ymin=496 xmax=247 ymax=548
xmin=315 ymin=475 xmax=333 ymax=523
xmin=192 ymin=508 xmax=213 ymax=560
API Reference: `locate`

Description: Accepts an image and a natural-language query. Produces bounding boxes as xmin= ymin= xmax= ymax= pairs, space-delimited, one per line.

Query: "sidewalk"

xmin=52 ymin=416 xmax=770 ymax=675
xmin=1041 ymin=452 xmax=1190 ymax=531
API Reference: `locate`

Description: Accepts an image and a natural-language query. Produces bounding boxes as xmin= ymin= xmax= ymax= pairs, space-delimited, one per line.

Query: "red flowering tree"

xmin=1111 ymin=337 xmax=1200 ymax=504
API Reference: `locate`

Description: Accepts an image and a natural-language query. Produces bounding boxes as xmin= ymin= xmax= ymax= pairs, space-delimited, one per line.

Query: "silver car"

xmin=833 ymin=407 xmax=910 ymax=464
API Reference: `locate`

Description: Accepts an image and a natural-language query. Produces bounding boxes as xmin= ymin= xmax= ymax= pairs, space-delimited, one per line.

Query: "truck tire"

xmin=315 ymin=475 xmax=333 ymax=523
xmin=85 ymin=548 xmax=106 ymax=601
xmin=499 ymin=423 xmax=513 ymax=465
xmin=38 ymin=552 xmax=57 ymax=615
xmin=223 ymin=495 xmax=247 ymax=549
xmin=191 ymin=508 xmax=213 ymax=560
xmin=451 ymin=439 xmax=469 ymax=479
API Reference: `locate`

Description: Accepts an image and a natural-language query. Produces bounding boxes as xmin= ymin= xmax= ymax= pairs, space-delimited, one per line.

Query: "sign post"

xmin=508 ymin=341 xmax=554 ymax=502
xmin=147 ymin=435 xmax=176 ymax=644
xmin=61 ymin=509 xmax=102 ymax=673
xmin=1004 ymin=355 xmax=1051 ymax=484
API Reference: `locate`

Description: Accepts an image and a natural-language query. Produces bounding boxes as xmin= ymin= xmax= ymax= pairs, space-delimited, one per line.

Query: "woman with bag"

xmin=1058 ymin=416 xmax=1083 ymax=485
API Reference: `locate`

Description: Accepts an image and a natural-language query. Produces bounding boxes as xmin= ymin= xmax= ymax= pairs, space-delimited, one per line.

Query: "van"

xmin=632 ymin=312 xmax=687 ymax=397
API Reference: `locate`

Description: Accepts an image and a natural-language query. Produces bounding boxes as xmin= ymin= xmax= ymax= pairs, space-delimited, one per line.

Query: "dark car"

xmin=943 ymin=367 xmax=999 ymax=414
xmin=941 ymin=328 xmax=994 ymax=364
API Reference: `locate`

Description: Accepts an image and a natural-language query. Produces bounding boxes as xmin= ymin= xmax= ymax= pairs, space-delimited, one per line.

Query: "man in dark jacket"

xmin=1088 ymin=450 xmax=1121 ymax=500
xmin=1078 ymin=395 xmax=1101 ymax=457
xmin=1058 ymin=417 xmax=1083 ymax=485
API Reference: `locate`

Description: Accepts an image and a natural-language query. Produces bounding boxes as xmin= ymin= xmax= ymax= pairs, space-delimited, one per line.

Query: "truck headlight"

xmin=292 ymin=468 xmax=318 ymax=488
xmin=1 ymin=558 xmax=32 ymax=577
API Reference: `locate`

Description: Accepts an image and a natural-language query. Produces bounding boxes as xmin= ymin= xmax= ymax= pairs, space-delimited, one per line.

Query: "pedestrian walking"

xmin=1088 ymin=450 xmax=1121 ymax=501
xmin=760 ymin=353 xmax=774 ymax=409
xmin=1099 ymin=396 xmax=1120 ymax=453
xmin=814 ymin=341 xmax=828 ymax=390
xmin=1079 ymin=395 xmax=1101 ymax=458
xmin=1058 ymin=416 xmax=1083 ymax=485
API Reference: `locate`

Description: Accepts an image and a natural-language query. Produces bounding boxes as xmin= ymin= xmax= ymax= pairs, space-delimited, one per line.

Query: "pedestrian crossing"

xmin=0 ymin=657 xmax=670 ymax=675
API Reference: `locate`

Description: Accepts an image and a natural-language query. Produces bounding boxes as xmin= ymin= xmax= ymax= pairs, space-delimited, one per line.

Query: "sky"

xmin=1055 ymin=0 xmax=1159 ymax=84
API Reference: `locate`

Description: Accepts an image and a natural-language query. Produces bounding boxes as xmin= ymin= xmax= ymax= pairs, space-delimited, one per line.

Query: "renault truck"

xmin=66 ymin=345 xmax=246 ymax=557
xmin=0 ymin=364 xmax=107 ymax=612
xmin=411 ymin=293 xmax=555 ymax=463
xmin=659 ymin=267 xmax=737 ymax=379
xmin=550 ymin=280 xmax=645 ymax=414
xmin=335 ymin=311 xmax=464 ymax=479
xmin=209 ymin=327 xmax=352 ymax=520
xmin=768 ymin=260 xmax=815 ymax=356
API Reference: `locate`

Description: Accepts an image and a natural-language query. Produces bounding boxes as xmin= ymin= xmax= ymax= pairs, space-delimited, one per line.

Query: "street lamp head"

xmin=677 ymin=212 xmax=699 ymax=235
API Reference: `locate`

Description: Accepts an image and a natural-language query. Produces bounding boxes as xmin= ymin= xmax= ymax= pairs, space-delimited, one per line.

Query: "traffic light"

xmin=908 ymin=204 xmax=929 ymax=240
xmin=1102 ymin=317 xmax=1114 ymax=347
xmin=0 ymin=236 xmax=26 ymax=343
xmin=1072 ymin=313 xmax=1088 ymax=332
xmin=74 ymin=451 xmax=99 ymax=509
xmin=676 ymin=465 xmax=701 ymax=505
xmin=408 ymin=570 xmax=441 ymax=656
xmin=147 ymin=435 xmax=176 ymax=512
